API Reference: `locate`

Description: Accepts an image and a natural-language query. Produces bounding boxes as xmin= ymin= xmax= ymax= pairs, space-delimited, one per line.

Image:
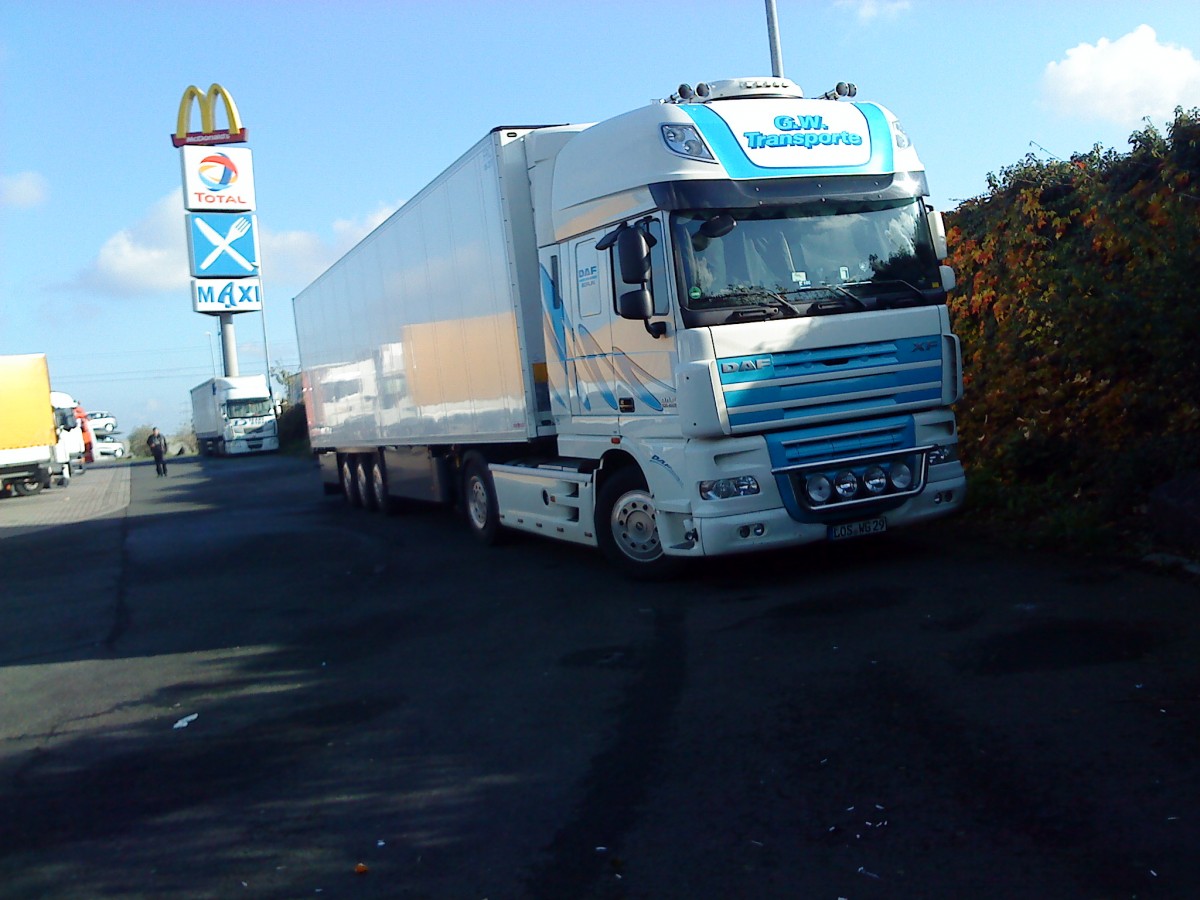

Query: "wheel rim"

xmin=466 ymin=476 xmax=489 ymax=530
xmin=372 ymin=466 xmax=386 ymax=506
xmin=609 ymin=489 xmax=662 ymax=562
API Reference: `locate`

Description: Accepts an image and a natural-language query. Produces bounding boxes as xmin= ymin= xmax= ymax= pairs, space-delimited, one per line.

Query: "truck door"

xmin=605 ymin=218 xmax=676 ymax=421
xmin=567 ymin=235 xmax=617 ymax=422
xmin=566 ymin=220 xmax=677 ymax=424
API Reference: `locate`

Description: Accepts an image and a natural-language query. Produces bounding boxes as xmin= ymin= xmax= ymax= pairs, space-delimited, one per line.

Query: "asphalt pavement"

xmin=1 ymin=454 xmax=1198 ymax=899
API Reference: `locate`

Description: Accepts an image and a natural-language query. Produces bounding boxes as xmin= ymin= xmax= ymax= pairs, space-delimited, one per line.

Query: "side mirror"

xmin=619 ymin=288 xmax=653 ymax=320
xmin=619 ymin=288 xmax=667 ymax=339
xmin=939 ymin=264 xmax=956 ymax=292
xmin=929 ymin=209 xmax=949 ymax=260
xmin=617 ymin=227 xmax=652 ymax=285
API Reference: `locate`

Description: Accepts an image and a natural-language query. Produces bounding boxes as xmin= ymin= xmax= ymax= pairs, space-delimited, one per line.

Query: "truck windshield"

xmin=227 ymin=398 xmax=273 ymax=418
xmin=672 ymin=198 xmax=944 ymax=327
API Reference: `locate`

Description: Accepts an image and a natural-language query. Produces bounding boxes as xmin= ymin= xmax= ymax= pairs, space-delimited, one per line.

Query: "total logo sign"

xmin=181 ymin=145 xmax=256 ymax=211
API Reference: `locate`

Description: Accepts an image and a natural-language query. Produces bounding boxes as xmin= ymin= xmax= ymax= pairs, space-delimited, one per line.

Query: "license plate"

xmin=828 ymin=517 xmax=887 ymax=541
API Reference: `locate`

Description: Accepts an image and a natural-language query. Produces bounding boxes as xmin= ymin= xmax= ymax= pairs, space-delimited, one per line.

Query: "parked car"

xmin=87 ymin=410 xmax=118 ymax=432
xmin=93 ymin=435 xmax=127 ymax=459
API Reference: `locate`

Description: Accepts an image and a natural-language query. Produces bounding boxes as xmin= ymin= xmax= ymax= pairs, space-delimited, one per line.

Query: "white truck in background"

xmin=191 ymin=375 xmax=279 ymax=456
xmin=293 ymin=76 xmax=965 ymax=577
xmin=50 ymin=390 xmax=88 ymax=474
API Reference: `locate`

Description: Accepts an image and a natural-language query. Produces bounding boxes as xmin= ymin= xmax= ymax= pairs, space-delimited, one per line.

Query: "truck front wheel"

xmin=13 ymin=477 xmax=44 ymax=497
xmin=595 ymin=467 xmax=681 ymax=580
xmin=462 ymin=454 xmax=501 ymax=545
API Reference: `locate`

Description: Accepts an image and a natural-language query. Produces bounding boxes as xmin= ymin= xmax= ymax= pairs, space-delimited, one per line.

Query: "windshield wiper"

xmin=776 ymin=285 xmax=866 ymax=315
xmin=840 ymin=279 xmax=927 ymax=308
xmin=703 ymin=288 xmax=802 ymax=318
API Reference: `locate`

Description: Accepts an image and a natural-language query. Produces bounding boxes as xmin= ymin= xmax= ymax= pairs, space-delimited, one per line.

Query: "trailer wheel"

xmin=13 ymin=477 xmax=44 ymax=497
xmin=358 ymin=458 xmax=379 ymax=511
xmin=367 ymin=456 xmax=391 ymax=514
xmin=595 ymin=467 xmax=681 ymax=580
xmin=340 ymin=456 xmax=363 ymax=507
xmin=462 ymin=454 xmax=502 ymax=545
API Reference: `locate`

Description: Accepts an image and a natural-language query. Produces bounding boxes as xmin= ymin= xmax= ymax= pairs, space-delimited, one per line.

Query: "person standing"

xmin=147 ymin=427 xmax=168 ymax=476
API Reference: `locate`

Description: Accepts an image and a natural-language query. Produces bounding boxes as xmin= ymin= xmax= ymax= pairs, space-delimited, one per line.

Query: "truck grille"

xmin=719 ymin=335 xmax=943 ymax=433
xmin=764 ymin=416 xmax=925 ymax=521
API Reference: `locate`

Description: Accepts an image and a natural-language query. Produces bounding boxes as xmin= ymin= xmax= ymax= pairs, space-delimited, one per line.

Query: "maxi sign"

xmin=173 ymin=83 xmax=263 ymax=314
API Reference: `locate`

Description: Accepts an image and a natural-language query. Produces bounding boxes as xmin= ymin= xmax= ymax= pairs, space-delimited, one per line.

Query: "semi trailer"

xmin=293 ymin=76 xmax=965 ymax=577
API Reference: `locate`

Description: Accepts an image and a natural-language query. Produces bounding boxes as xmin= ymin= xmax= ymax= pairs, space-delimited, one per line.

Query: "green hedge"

xmin=945 ymin=109 xmax=1200 ymax=548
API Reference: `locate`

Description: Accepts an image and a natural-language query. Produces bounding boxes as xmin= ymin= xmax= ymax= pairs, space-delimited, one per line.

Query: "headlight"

xmin=889 ymin=462 xmax=913 ymax=491
xmin=805 ymin=474 xmax=833 ymax=504
xmin=863 ymin=465 xmax=888 ymax=495
xmin=834 ymin=470 xmax=859 ymax=499
xmin=662 ymin=124 xmax=715 ymax=161
xmin=927 ymin=444 xmax=959 ymax=465
xmin=699 ymin=476 xmax=760 ymax=500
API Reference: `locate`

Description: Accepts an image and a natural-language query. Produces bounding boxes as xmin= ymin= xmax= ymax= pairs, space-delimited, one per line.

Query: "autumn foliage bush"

xmin=945 ymin=109 xmax=1200 ymax=548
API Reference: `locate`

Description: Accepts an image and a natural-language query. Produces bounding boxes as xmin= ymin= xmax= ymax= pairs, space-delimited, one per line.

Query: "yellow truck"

xmin=0 ymin=354 xmax=75 ymax=497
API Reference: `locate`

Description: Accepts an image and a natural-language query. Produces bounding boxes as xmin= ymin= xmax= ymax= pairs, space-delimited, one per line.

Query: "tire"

xmin=103 ymin=423 xmax=115 ymax=432
xmin=114 ymin=447 xmax=125 ymax=458
xmin=462 ymin=454 xmax=502 ymax=545
xmin=13 ymin=478 xmax=43 ymax=497
xmin=368 ymin=456 xmax=392 ymax=514
xmin=358 ymin=458 xmax=379 ymax=512
xmin=340 ymin=456 xmax=363 ymax=507
xmin=595 ymin=466 xmax=682 ymax=580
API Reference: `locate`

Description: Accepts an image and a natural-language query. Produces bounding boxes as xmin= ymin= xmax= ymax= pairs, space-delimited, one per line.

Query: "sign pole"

xmin=174 ymin=82 xmax=262 ymax=381
xmin=219 ymin=314 xmax=239 ymax=377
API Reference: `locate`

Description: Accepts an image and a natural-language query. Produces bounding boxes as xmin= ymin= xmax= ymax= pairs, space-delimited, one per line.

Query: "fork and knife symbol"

xmin=196 ymin=216 xmax=256 ymax=271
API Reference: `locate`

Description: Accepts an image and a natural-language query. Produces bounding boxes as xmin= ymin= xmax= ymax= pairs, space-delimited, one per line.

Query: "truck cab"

xmin=522 ymin=78 xmax=964 ymax=570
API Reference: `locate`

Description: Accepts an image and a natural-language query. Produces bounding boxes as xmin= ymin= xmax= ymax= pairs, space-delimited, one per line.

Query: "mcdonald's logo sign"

xmin=172 ymin=83 xmax=248 ymax=148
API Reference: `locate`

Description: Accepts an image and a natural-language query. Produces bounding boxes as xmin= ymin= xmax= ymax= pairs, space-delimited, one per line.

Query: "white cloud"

xmin=833 ymin=0 xmax=911 ymax=23
xmin=66 ymin=192 xmax=402 ymax=300
xmin=1043 ymin=25 xmax=1200 ymax=125
xmin=260 ymin=201 xmax=399 ymax=295
xmin=332 ymin=203 xmax=398 ymax=250
xmin=67 ymin=191 xmax=190 ymax=296
xmin=0 ymin=171 xmax=49 ymax=208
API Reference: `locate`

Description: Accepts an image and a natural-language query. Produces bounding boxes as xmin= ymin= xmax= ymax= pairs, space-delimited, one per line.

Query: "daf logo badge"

xmin=721 ymin=357 xmax=771 ymax=373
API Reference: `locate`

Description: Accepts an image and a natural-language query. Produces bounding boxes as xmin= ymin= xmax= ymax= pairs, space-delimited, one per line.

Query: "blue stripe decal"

xmin=729 ymin=389 xmax=938 ymax=427
xmin=719 ymin=337 xmax=941 ymax=385
xmin=725 ymin=367 xmax=939 ymax=409
xmin=683 ymin=102 xmax=894 ymax=179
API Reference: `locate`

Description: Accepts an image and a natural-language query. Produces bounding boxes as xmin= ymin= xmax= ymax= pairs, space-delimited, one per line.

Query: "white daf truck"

xmin=191 ymin=375 xmax=279 ymax=456
xmin=293 ymin=76 xmax=965 ymax=576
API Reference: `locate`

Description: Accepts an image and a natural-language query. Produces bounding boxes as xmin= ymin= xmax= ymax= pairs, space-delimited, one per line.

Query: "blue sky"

xmin=2 ymin=0 xmax=1198 ymax=434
